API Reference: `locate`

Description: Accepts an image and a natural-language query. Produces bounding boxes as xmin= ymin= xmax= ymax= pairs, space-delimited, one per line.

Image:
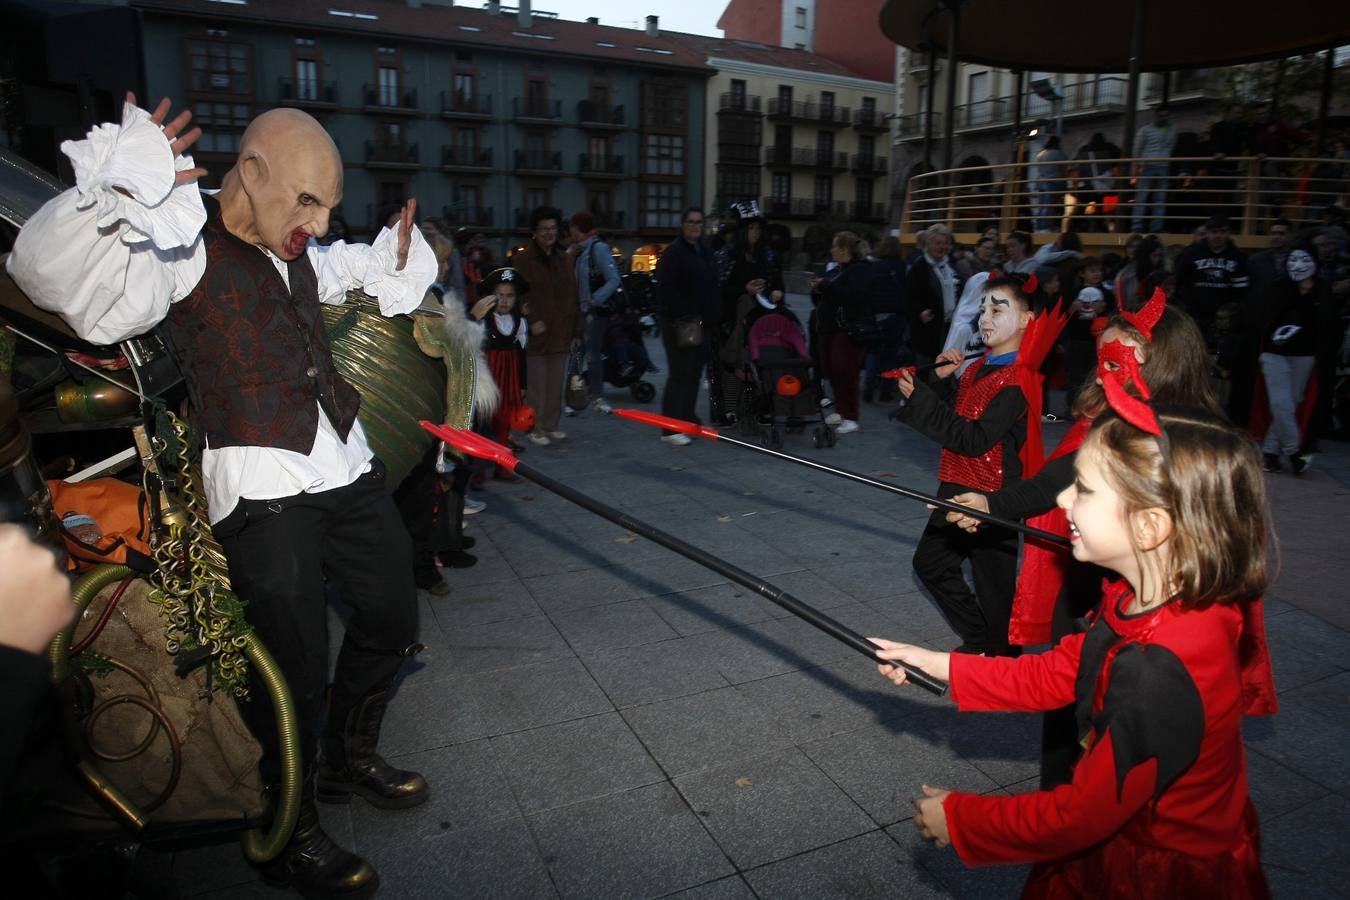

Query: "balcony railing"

xmin=849 ymin=201 xmax=886 ymax=221
xmin=895 ymin=111 xmax=940 ymax=141
xmin=363 ymin=85 xmax=418 ymax=112
xmin=441 ymin=205 xmax=494 ymax=228
xmin=852 ymin=154 xmax=888 ymax=176
xmin=718 ymin=92 xmax=763 ymax=114
xmin=853 ymin=108 xmax=887 ymax=131
xmin=899 ymin=155 xmax=1346 ymax=240
xmin=577 ymin=101 xmax=625 ymax=127
xmin=365 ymin=141 xmax=419 ymax=165
xmin=908 ymin=50 xmax=940 ymax=75
xmin=514 ymin=150 xmax=563 ymax=171
xmin=767 ymin=98 xmax=851 ymax=126
xmin=514 ymin=98 xmax=562 ymax=121
xmin=764 ymin=146 xmax=848 ymax=170
xmin=764 ymin=198 xmax=848 ymax=218
xmin=717 ymin=144 xmax=763 ymax=165
xmin=1144 ymin=69 xmax=1223 ymax=103
xmin=441 ymin=145 xmax=494 ymax=168
xmin=439 ymin=91 xmax=493 ymax=117
xmin=279 ymin=77 xmax=337 ymax=106
xmin=579 ymin=153 xmax=624 ymax=176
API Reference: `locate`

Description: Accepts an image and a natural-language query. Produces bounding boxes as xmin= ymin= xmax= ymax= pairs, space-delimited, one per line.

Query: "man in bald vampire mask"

xmin=8 ymin=96 xmax=439 ymax=896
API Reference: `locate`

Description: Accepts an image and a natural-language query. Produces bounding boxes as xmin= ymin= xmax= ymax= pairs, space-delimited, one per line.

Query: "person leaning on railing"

xmin=1131 ymin=106 xmax=1177 ymax=234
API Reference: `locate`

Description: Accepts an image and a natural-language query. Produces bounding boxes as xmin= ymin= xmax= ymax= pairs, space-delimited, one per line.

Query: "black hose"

xmin=516 ymin=460 xmax=948 ymax=696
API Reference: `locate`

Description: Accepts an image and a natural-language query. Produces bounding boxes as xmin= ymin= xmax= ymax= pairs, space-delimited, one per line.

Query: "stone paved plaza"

xmin=176 ymin=298 xmax=1350 ymax=899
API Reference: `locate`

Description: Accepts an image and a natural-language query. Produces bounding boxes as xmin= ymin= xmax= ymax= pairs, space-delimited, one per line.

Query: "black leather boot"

xmin=259 ymin=777 xmax=379 ymax=898
xmin=317 ymin=690 xmax=429 ymax=809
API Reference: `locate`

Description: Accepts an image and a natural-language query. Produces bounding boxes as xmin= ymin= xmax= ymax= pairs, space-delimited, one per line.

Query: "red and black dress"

xmin=942 ymin=581 xmax=1272 ymax=899
xmin=483 ymin=310 xmax=527 ymax=445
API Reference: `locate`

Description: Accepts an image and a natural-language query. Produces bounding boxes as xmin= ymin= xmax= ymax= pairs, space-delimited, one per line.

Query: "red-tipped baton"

xmin=420 ymin=421 xmax=947 ymax=696
xmin=610 ymin=409 xmax=1070 ymax=547
xmin=879 ymin=351 xmax=984 ymax=382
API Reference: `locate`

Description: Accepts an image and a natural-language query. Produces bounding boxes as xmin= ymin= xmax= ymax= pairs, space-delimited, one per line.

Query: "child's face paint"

xmin=978 ymin=287 xmax=1031 ymax=354
xmin=1056 ymin=445 xmax=1134 ymax=572
xmin=494 ymin=284 xmax=517 ymax=314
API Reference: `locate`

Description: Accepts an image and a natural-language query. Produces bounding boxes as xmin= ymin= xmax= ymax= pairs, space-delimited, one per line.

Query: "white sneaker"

xmin=835 ymin=419 xmax=860 ymax=435
xmin=591 ymin=397 xmax=613 ymax=414
xmin=463 ymin=497 xmax=486 ymax=515
xmin=824 ymin=412 xmax=843 ymax=426
xmin=545 ymin=430 xmax=567 ymax=441
xmin=661 ymin=433 xmax=692 ymax=446
xmin=528 ymin=430 xmax=552 ymax=446
xmin=564 ymin=406 xmax=579 ymax=417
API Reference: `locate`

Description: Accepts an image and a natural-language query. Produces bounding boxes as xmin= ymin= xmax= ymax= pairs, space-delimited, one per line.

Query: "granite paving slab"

xmin=489 ymin=711 xmax=664 ymax=814
xmin=620 ymin=685 xmax=796 ymax=777
xmin=801 ymin=725 xmax=1003 ymax=827
xmin=671 ymin=747 xmax=876 ymax=869
xmin=363 ymin=816 xmax=558 ymax=900
xmin=741 ymin=830 xmax=950 ymax=900
xmin=527 ymin=782 xmax=734 ymax=899
xmin=461 ymin=656 xmax=615 ymax=736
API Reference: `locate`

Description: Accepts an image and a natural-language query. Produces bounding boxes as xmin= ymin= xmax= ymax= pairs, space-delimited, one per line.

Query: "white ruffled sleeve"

xmin=310 ymin=224 xmax=438 ymax=316
xmin=5 ymin=102 xmax=207 ymax=345
xmin=62 ymin=102 xmax=206 ymax=249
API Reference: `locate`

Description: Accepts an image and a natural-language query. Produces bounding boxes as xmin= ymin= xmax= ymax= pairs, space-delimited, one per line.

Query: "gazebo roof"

xmin=879 ymin=0 xmax=1347 ymax=73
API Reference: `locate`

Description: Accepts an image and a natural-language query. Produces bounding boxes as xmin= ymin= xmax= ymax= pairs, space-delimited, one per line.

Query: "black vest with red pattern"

xmin=161 ymin=197 xmax=360 ymax=452
xmin=937 ymin=359 xmax=1021 ymax=492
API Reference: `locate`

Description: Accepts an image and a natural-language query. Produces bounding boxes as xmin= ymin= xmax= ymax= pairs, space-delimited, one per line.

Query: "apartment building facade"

xmin=127 ymin=0 xmax=709 ymax=250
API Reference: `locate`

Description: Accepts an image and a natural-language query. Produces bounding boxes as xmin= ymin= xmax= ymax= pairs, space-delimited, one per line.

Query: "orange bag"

xmin=47 ymin=477 xmax=155 ymax=573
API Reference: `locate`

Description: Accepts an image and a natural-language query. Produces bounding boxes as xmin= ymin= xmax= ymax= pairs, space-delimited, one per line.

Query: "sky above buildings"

xmin=543 ymin=0 xmax=726 ymax=37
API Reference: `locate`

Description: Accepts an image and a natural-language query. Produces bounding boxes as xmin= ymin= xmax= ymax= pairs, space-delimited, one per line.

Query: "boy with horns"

xmin=894 ymin=271 xmax=1066 ymax=657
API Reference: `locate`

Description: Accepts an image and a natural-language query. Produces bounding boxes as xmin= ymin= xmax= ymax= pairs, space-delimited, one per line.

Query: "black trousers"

xmin=659 ymin=319 xmax=707 ymax=431
xmin=214 ymin=459 xmax=419 ymax=779
xmin=912 ymin=487 xmax=1019 ymax=653
xmin=394 ymin=444 xmax=469 ymax=587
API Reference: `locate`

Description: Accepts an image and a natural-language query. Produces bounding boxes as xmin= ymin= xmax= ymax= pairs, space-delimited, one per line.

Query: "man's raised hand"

xmin=126 ymin=92 xmax=207 ymax=186
xmin=395 ymin=198 xmax=418 ymax=271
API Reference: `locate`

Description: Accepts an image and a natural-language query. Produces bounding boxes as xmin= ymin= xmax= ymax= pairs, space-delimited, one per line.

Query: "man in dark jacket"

xmin=654 ymin=206 xmax=719 ymax=444
xmin=1175 ymin=215 xmax=1249 ymax=349
xmin=905 ymin=226 xmax=958 ymax=367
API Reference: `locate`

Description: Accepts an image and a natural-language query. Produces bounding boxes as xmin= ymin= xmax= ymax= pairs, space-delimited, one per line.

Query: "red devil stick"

xmin=611 ymin=409 xmax=1071 ymax=547
xmin=880 ymin=351 xmax=984 ymax=382
xmin=421 ymin=421 xmax=947 ymax=696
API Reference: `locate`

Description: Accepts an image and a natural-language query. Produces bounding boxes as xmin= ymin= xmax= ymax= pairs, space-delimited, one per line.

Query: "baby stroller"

xmin=600 ymin=287 xmax=658 ymax=402
xmin=735 ymin=307 xmax=835 ymax=449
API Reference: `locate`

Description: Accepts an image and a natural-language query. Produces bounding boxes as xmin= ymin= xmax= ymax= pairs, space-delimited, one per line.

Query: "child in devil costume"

xmin=938 ymin=290 xmax=1276 ymax=787
xmin=471 ymin=267 xmax=530 ymax=480
xmin=895 ymin=271 xmax=1067 ymax=656
xmin=872 ymin=373 xmax=1275 ymax=897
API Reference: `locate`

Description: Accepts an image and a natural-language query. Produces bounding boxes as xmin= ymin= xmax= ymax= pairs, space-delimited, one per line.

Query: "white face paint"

xmin=979 ymin=287 xmax=1030 ymax=355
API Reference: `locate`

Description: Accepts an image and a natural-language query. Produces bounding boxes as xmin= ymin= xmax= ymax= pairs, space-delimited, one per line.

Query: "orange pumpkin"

xmin=510 ymin=405 xmax=537 ymax=432
xmin=776 ymin=374 xmax=802 ymax=397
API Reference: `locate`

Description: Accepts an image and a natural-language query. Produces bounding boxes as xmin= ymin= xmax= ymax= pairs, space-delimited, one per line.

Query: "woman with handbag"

xmin=654 ymin=207 xmax=719 ymax=446
xmin=809 ymin=231 xmax=873 ymax=435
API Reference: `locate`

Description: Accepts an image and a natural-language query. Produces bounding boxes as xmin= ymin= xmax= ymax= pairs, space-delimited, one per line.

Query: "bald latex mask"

xmin=217 ymin=108 xmax=343 ymax=261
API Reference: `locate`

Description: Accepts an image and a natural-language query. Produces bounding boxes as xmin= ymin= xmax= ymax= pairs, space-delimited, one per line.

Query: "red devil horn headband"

xmin=1097 ymin=339 xmax=1162 ymax=436
xmin=1119 ymin=286 xmax=1167 ymax=342
xmin=1022 ymin=271 xmax=1039 ymax=294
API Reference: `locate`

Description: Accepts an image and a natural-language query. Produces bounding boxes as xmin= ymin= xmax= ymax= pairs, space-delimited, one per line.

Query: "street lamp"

xmin=1030 ymin=76 xmax=1064 ymax=137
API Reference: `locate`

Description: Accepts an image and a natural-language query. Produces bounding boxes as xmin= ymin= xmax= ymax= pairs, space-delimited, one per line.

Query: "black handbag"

xmin=839 ymin=308 xmax=886 ymax=349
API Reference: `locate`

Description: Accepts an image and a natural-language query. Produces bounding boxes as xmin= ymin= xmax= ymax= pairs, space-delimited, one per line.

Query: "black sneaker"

xmin=1263 ymin=453 xmax=1282 ymax=473
xmin=1289 ymin=453 xmax=1310 ymax=476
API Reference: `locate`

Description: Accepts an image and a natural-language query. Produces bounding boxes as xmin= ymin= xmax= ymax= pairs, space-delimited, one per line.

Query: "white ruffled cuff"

xmin=60 ymin=101 xmax=206 ymax=249
xmin=361 ymin=225 xmax=439 ymax=315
